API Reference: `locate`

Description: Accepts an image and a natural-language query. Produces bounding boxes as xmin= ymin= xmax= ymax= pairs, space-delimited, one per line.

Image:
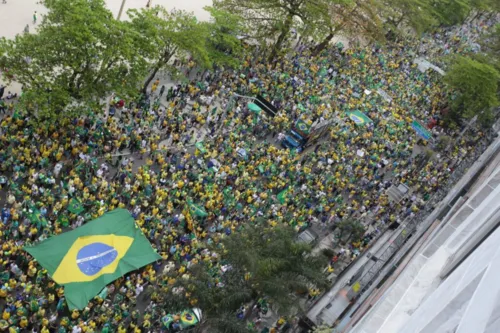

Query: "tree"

xmin=128 ymin=7 xmax=211 ymax=94
xmin=432 ymin=0 xmax=471 ymax=27
xmin=381 ymin=0 xmax=494 ymax=38
xmin=436 ymin=136 xmax=452 ymax=152
xmin=478 ymin=24 xmax=500 ymax=72
xmin=203 ymin=6 xmax=245 ymax=69
xmin=214 ymin=0 xmax=337 ymax=62
xmin=336 ymin=219 xmax=366 ymax=244
xmin=310 ymin=0 xmax=384 ymax=56
xmin=467 ymin=0 xmax=500 ymax=21
xmin=221 ymin=225 xmax=329 ymax=314
xmin=156 ymin=264 xmax=254 ymax=333
xmin=382 ymin=0 xmax=439 ymax=36
xmin=158 ymin=225 xmax=329 ymax=332
xmin=0 ymin=0 xmax=151 ymax=120
xmin=444 ymin=56 xmax=500 ymax=126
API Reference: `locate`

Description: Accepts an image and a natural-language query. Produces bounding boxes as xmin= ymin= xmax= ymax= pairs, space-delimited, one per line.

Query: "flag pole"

xmin=117 ymin=0 xmax=126 ymax=20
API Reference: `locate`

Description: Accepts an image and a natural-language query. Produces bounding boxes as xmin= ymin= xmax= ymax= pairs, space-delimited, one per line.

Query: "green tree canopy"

xmin=214 ymin=0 xmax=340 ymax=61
xmin=479 ymin=24 xmax=500 ymax=72
xmin=381 ymin=0 xmax=498 ymax=38
xmin=157 ymin=263 xmax=254 ymax=333
xmin=0 ymin=0 xmax=150 ymax=121
xmin=382 ymin=0 xmax=439 ymax=36
xmin=158 ymin=225 xmax=329 ymax=332
xmin=310 ymin=0 xmax=384 ymax=56
xmin=444 ymin=56 xmax=500 ymax=126
xmin=203 ymin=6 xmax=245 ymax=68
xmin=129 ymin=7 xmax=215 ymax=93
xmin=221 ymin=225 xmax=329 ymax=314
xmin=336 ymin=219 xmax=366 ymax=244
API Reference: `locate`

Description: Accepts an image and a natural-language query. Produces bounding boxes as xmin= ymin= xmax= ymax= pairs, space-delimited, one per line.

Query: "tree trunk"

xmin=395 ymin=15 xmax=405 ymax=29
xmin=142 ymin=64 xmax=161 ymax=95
xmin=242 ymin=298 xmax=259 ymax=321
xmin=295 ymin=35 xmax=304 ymax=50
xmin=201 ymin=68 xmax=209 ymax=80
xmin=312 ymin=32 xmax=335 ymax=56
xmin=338 ymin=229 xmax=345 ymax=242
xmin=268 ymin=14 xmax=294 ymax=63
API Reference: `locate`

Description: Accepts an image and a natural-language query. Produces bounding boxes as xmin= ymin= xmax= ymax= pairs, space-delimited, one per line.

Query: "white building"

xmin=348 ymin=151 xmax=500 ymax=333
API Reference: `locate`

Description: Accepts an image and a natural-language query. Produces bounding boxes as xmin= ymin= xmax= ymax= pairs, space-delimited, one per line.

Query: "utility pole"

xmin=117 ymin=0 xmax=126 ymax=20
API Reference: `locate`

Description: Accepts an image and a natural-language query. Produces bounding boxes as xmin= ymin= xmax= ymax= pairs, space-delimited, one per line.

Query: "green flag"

xmin=295 ymin=119 xmax=311 ymax=135
xmin=57 ymin=215 xmax=70 ymax=227
xmin=179 ymin=309 xmax=201 ymax=329
xmin=348 ymin=111 xmax=373 ymax=126
xmin=187 ymin=199 xmax=208 ymax=218
xmin=248 ymin=103 xmax=262 ymax=114
xmin=277 ymin=189 xmax=288 ymax=204
xmin=12 ymin=107 xmax=22 ymax=120
xmin=68 ymin=198 xmax=84 ymax=215
xmin=223 ymin=187 xmax=235 ymax=204
xmin=27 ymin=205 xmax=48 ymax=227
xmin=195 ymin=142 xmax=207 ymax=154
xmin=24 ymin=209 xmax=161 ymax=310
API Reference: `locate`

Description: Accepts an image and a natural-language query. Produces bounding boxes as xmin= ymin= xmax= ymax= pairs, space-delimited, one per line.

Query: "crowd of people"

xmin=0 ymin=15 xmax=498 ymax=333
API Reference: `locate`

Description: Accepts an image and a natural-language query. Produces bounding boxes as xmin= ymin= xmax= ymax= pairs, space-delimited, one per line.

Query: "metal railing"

xmin=345 ymin=144 xmax=491 ymax=300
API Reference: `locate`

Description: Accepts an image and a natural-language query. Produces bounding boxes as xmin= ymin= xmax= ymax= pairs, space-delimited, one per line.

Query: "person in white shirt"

xmin=135 ymin=283 xmax=144 ymax=296
xmin=54 ymin=163 xmax=63 ymax=178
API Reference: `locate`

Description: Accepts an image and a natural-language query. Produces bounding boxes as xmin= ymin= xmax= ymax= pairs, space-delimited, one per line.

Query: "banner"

xmin=24 ymin=209 xmax=160 ymax=310
xmin=295 ymin=119 xmax=311 ymax=135
xmin=411 ymin=120 xmax=432 ymax=140
xmin=68 ymin=198 xmax=84 ymax=215
xmin=187 ymin=199 xmax=208 ymax=218
xmin=27 ymin=204 xmax=48 ymax=227
xmin=348 ymin=111 xmax=372 ymax=126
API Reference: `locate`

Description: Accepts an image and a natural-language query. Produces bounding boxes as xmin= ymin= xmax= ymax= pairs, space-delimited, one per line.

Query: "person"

xmin=0 ymin=14 xmax=495 ymax=333
xmin=33 ymin=11 xmax=37 ymax=24
xmin=24 ymin=24 xmax=30 ymax=34
xmin=151 ymin=79 xmax=160 ymax=94
xmin=159 ymin=85 xmax=166 ymax=97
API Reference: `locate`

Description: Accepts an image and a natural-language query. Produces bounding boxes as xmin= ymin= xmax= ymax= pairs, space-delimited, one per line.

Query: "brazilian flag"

xmin=24 ymin=209 xmax=161 ymax=310
xmin=277 ymin=189 xmax=288 ymax=204
xmin=187 ymin=199 xmax=208 ymax=218
xmin=68 ymin=198 xmax=84 ymax=215
xmin=57 ymin=215 xmax=70 ymax=227
xmin=347 ymin=111 xmax=373 ymax=126
xmin=27 ymin=205 xmax=48 ymax=227
xmin=179 ymin=309 xmax=201 ymax=329
xmin=295 ymin=119 xmax=311 ymax=135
